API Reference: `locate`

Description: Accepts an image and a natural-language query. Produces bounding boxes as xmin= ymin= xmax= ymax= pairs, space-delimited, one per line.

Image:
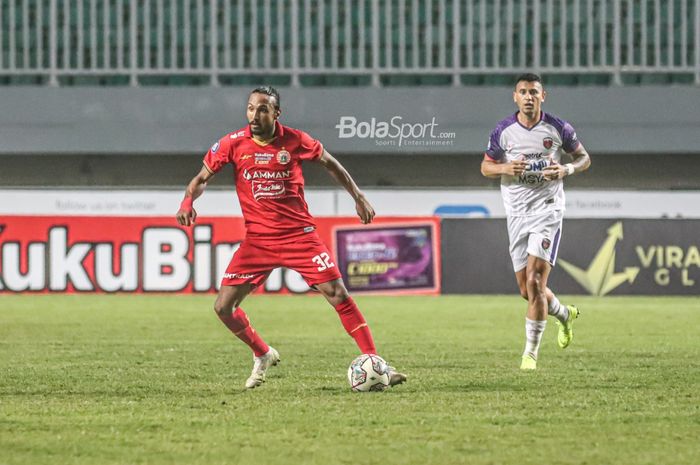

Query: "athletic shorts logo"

xmin=543 ymin=137 xmax=553 ymax=149
xmin=277 ymin=150 xmax=291 ymax=164
xmin=223 ymin=272 xmax=255 ymax=279
xmin=210 ymin=141 xmax=220 ymax=153
xmin=542 ymin=238 xmax=551 ymax=250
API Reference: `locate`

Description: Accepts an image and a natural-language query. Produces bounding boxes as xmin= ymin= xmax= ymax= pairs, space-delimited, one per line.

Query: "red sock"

xmin=334 ymin=297 xmax=377 ymax=354
xmin=217 ymin=307 xmax=269 ymax=357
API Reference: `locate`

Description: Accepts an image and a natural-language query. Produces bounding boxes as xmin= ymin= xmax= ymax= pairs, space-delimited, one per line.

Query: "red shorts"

xmin=221 ymin=232 xmax=342 ymax=288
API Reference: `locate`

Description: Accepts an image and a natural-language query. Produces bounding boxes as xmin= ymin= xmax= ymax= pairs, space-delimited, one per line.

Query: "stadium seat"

xmin=639 ymin=74 xmax=672 ymax=85
xmin=382 ymin=75 xmax=421 ymax=86
xmin=417 ymin=75 xmax=451 ymax=86
xmin=576 ymin=74 xmax=612 ymax=85
xmin=488 ymin=75 xmax=518 ymax=86
xmin=460 ymin=75 xmax=484 ymax=86
xmin=669 ymin=74 xmax=694 ymax=84
xmin=547 ymin=75 xmax=579 ymax=86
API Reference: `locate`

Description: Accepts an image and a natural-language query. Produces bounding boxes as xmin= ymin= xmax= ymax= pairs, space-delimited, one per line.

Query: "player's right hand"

xmin=502 ymin=160 xmax=528 ymax=176
xmin=176 ymin=207 xmax=197 ymax=226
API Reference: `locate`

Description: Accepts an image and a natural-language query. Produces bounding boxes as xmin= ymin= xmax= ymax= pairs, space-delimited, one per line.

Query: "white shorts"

xmin=506 ymin=211 xmax=564 ymax=272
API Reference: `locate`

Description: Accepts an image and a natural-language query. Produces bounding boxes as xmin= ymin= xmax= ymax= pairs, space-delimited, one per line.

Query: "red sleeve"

xmin=297 ymin=130 xmax=324 ymax=162
xmin=203 ymin=135 xmax=232 ymax=173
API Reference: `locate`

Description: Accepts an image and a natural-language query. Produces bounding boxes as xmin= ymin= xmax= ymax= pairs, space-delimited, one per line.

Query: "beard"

xmin=249 ymin=122 xmax=267 ymax=135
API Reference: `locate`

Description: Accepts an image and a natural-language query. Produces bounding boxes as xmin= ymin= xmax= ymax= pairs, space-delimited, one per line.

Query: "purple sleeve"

xmin=485 ymin=128 xmax=505 ymax=161
xmin=561 ymin=121 xmax=580 ymax=153
xmin=543 ymin=113 xmax=582 ymax=153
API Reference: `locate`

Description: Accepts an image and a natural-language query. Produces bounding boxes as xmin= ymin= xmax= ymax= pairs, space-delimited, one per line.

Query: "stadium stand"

xmin=0 ymin=0 xmax=698 ymax=87
xmin=1 ymin=1 xmax=699 ymax=189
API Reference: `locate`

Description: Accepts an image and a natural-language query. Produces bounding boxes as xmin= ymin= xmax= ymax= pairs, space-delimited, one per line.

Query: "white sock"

xmin=523 ymin=318 xmax=547 ymax=359
xmin=548 ymin=295 xmax=569 ymax=324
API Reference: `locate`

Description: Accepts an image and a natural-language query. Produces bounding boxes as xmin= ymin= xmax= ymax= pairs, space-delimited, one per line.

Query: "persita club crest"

xmin=543 ymin=137 xmax=554 ymax=149
xmin=277 ymin=149 xmax=291 ymax=164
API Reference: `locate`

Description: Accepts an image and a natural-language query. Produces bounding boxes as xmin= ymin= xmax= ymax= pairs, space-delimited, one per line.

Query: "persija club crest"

xmin=543 ymin=137 xmax=554 ymax=149
xmin=277 ymin=149 xmax=291 ymax=164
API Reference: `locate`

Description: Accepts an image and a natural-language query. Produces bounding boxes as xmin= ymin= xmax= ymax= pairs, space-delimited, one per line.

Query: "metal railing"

xmin=1 ymin=0 xmax=698 ymax=85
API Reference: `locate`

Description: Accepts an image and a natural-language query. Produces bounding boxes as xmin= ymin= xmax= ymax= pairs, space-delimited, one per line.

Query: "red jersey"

xmin=203 ymin=121 xmax=324 ymax=240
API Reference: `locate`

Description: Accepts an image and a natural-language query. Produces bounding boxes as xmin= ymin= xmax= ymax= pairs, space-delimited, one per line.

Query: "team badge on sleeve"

xmin=543 ymin=137 xmax=553 ymax=149
xmin=211 ymin=141 xmax=220 ymax=153
xmin=277 ymin=149 xmax=291 ymax=164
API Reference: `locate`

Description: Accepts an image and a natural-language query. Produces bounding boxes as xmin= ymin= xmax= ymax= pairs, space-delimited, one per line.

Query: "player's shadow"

xmin=439 ymin=381 xmax=532 ymax=392
xmin=316 ymin=385 xmax=349 ymax=395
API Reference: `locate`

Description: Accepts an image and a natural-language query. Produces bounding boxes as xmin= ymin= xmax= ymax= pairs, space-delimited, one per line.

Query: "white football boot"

xmin=245 ymin=347 xmax=280 ymax=389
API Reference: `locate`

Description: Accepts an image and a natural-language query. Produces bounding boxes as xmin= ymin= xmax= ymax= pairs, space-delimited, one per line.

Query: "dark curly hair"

xmin=250 ymin=86 xmax=280 ymax=109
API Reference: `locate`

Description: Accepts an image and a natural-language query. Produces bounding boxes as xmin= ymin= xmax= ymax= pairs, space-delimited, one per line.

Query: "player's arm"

xmin=542 ymin=143 xmax=591 ymax=181
xmin=316 ymin=149 xmax=375 ymax=224
xmin=481 ymin=128 xmax=526 ymax=178
xmin=176 ymin=164 xmax=216 ymax=227
xmin=480 ymin=155 xmax=527 ymax=178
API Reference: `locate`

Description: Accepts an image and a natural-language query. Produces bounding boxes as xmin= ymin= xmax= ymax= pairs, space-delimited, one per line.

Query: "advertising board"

xmin=334 ymin=222 xmax=440 ymax=294
xmin=0 ymin=216 xmax=439 ymax=295
xmin=441 ymin=219 xmax=699 ymax=295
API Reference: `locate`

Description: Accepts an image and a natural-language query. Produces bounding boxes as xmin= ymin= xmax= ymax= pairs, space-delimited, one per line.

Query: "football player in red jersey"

xmin=176 ymin=86 xmax=406 ymax=389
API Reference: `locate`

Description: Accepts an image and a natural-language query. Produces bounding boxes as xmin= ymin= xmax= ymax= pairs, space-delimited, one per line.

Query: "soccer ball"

xmin=347 ymin=354 xmax=390 ymax=392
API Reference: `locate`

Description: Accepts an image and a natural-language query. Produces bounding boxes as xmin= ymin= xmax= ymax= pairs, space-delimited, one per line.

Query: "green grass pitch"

xmin=1 ymin=294 xmax=699 ymax=465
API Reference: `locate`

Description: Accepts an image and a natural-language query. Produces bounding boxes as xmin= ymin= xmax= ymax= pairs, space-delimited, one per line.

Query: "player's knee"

xmin=330 ymin=289 xmax=350 ymax=306
xmin=322 ymin=282 xmax=350 ymax=306
xmin=213 ymin=302 xmax=228 ymax=316
xmin=526 ymin=272 xmax=545 ymax=295
xmin=214 ymin=298 xmax=236 ymax=316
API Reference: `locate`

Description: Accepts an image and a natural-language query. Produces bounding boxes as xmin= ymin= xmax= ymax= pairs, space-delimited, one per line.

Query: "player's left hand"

xmin=355 ymin=194 xmax=375 ymax=224
xmin=176 ymin=205 xmax=197 ymax=226
xmin=543 ymin=162 xmax=567 ymax=181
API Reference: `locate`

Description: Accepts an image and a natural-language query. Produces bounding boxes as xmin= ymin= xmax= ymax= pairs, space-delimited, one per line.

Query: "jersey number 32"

xmin=312 ymin=252 xmax=335 ymax=271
